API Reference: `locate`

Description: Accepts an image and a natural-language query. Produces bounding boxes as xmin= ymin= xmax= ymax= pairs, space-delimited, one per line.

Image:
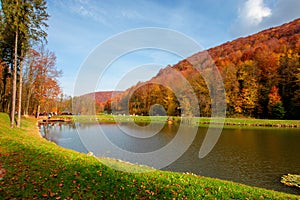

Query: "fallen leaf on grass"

xmin=50 ymin=191 xmax=56 ymax=197
xmin=50 ymin=173 xmax=58 ymax=178
xmin=0 ymin=167 xmax=6 ymax=180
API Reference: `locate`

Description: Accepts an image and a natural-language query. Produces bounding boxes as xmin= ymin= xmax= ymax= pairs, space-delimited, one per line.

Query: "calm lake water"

xmin=39 ymin=122 xmax=300 ymax=195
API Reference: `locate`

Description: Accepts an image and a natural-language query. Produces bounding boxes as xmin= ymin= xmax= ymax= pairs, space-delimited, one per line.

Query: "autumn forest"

xmin=91 ymin=18 xmax=300 ymax=119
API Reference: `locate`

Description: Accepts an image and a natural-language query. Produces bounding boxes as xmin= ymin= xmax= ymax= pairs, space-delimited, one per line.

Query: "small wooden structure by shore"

xmin=38 ymin=118 xmax=72 ymax=124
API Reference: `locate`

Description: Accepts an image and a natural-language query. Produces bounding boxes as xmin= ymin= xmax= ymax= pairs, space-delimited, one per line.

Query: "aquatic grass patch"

xmin=1 ymin=113 xmax=299 ymax=199
xmin=282 ymin=174 xmax=300 ymax=189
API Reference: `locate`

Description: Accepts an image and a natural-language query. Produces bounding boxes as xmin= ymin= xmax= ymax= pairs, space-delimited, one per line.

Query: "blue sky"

xmin=46 ymin=0 xmax=300 ymax=96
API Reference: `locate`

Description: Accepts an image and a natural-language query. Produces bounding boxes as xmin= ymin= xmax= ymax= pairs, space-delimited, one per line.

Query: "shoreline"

xmin=54 ymin=115 xmax=300 ymax=128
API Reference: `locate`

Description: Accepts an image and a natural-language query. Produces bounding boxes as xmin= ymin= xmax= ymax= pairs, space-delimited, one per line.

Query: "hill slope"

xmin=97 ymin=18 xmax=300 ymax=119
xmin=85 ymin=91 xmax=123 ymax=104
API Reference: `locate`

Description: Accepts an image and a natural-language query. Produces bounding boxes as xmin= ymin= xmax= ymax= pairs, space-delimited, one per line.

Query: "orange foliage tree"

xmin=268 ymin=86 xmax=285 ymax=119
xmin=23 ymin=47 xmax=61 ymax=117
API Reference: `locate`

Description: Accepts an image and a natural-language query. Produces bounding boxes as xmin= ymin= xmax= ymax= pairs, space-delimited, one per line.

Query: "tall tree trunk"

xmin=17 ymin=51 xmax=23 ymax=128
xmin=24 ymin=87 xmax=32 ymax=116
xmin=10 ymin=28 xmax=18 ymax=128
xmin=1 ymin=74 xmax=7 ymax=112
xmin=36 ymin=104 xmax=40 ymax=118
xmin=24 ymin=89 xmax=30 ymax=115
xmin=24 ymin=59 xmax=34 ymax=116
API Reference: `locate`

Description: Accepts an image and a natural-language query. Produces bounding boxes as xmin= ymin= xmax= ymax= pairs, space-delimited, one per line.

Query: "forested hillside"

xmin=209 ymin=18 xmax=300 ymax=119
xmin=73 ymin=91 xmax=123 ymax=115
xmin=99 ymin=18 xmax=300 ymax=119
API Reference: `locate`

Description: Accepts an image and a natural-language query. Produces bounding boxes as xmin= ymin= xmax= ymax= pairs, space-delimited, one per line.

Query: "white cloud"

xmin=72 ymin=2 xmax=109 ymax=25
xmin=242 ymin=0 xmax=272 ymax=26
xmin=230 ymin=0 xmax=272 ymax=37
xmin=121 ymin=10 xmax=142 ymax=20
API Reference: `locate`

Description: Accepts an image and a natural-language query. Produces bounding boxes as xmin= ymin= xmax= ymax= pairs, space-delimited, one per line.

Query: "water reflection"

xmin=39 ymin=122 xmax=88 ymax=153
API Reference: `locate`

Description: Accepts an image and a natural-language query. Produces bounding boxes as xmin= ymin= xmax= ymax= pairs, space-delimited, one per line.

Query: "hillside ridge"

xmin=82 ymin=18 xmax=300 ymax=119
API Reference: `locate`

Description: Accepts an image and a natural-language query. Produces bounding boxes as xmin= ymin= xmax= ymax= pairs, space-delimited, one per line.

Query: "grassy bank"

xmin=1 ymin=113 xmax=299 ymax=199
xmin=199 ymin=117 xmax=300 ymax=128
xmin=56 ymin=114 xmax=300 ymax=128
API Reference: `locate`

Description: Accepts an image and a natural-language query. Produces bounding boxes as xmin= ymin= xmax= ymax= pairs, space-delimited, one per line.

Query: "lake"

xmin=39 ymin=121 xmax=300 ymax=195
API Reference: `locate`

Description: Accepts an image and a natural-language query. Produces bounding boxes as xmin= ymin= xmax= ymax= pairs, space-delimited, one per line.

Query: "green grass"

xmin=217 ymin=118 xmax=300 ymax=126
xmin=54 ymin=114 xmax=170 ymax=124
xmin=2 ymin=113 xmax=299 ymax=199
xmin=56 ymin=114 xmax=300 ymax=128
